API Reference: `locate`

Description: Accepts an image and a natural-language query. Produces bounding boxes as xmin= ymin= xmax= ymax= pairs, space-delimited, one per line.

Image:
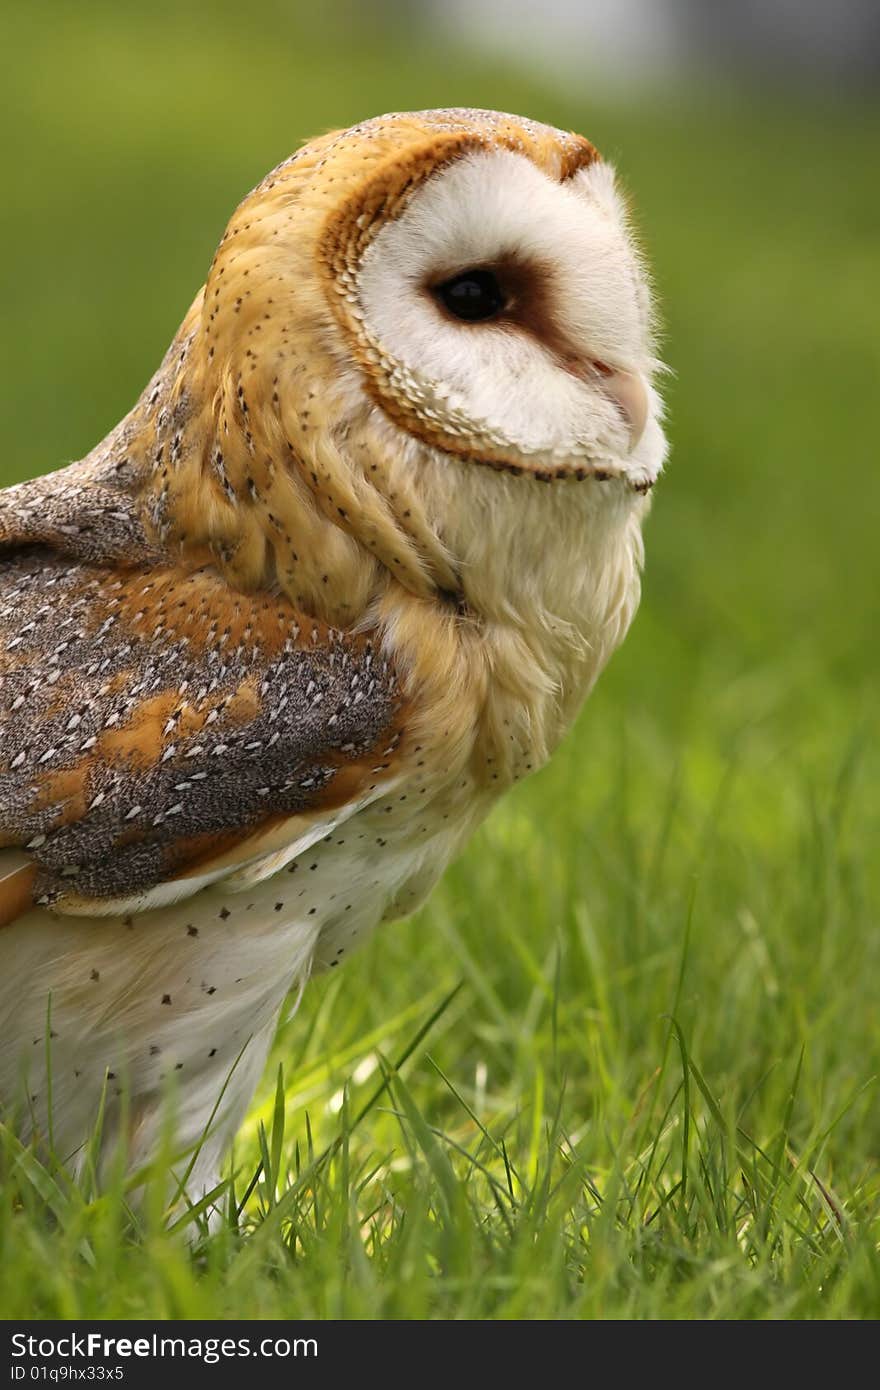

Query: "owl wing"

xmin=0 ymin=541 xmax=405 ymax=923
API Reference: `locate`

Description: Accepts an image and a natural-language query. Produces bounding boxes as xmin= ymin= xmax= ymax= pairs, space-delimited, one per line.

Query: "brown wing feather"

xmin=0 ymin=548 xmax=404 ymax=915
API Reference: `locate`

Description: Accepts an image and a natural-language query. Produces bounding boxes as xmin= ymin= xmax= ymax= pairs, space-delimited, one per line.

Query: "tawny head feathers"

xmin=112 ymin=109 xmax=665 ymax=627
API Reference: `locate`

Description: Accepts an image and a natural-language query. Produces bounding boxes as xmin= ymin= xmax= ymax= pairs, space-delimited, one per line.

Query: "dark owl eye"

xmin=433 ymin=268 xmax=506 ymax=323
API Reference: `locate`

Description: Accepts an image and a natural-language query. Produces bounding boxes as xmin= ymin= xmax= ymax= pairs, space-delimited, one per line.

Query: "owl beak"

xmin=595 ymin=364 xmax=649 ymax=450
xmin=565 ymin=355 xmax=649 ymax=452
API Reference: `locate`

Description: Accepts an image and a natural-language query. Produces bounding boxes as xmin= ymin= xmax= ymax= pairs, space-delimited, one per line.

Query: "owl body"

xmin=0 ymin=110 xmax=665 ymax=1195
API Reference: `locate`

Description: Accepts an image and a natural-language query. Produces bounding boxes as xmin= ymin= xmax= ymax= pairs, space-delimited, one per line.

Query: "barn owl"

xmin=0 ymin=109 xmax=665 ymax=1199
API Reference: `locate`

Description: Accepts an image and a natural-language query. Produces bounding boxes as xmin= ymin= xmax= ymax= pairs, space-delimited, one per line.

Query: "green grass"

xmin=1 ymin=3 xmax=879 ymax=1319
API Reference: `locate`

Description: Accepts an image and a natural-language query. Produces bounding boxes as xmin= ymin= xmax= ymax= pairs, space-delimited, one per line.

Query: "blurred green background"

xmin=1 ymin=0 xmax=878 ymax=1318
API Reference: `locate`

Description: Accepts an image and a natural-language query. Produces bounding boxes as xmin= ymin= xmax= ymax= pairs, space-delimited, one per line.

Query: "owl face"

xmin=315 ymin=113 xmax=664 ymax=490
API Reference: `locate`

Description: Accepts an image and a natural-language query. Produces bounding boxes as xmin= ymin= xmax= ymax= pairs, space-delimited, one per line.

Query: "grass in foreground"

xmin=1 ymin=3 xmax=878 ymax=1319
xmin=2 ymin=705 xmax=878 ymax=1319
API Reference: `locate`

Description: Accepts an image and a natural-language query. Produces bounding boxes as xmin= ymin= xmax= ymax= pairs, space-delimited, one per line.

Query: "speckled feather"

xmin=0 ymin=550 xmax=402 ymax=907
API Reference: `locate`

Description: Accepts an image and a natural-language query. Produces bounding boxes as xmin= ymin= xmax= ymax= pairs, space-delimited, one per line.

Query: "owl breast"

xmin=0 ymin=782 xmax=470 ymax=1183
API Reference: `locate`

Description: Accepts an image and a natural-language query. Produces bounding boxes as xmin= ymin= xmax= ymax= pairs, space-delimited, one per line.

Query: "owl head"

xmin=136 ymin=109 xmax=666 ymax=625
